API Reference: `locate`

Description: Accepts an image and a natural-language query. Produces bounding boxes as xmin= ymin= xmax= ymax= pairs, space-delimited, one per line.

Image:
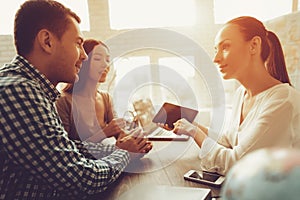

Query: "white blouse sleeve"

xmin=199 ymin=85 xmax=300 ymax=175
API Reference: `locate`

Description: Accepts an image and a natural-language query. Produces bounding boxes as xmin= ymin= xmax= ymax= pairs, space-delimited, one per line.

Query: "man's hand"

xmin=116 ymin=128 xmax=153 ymax=160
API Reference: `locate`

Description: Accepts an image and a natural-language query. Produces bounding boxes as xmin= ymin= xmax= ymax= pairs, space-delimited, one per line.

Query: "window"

xmin=214 ymin=0 xmax=294 ymax=24
xmin=0 ymin=0 xmax=90 ymax=35
xmin=113 ymin=56 xmax=151 ymax=84
xmin=58 ymin=0 xmax=90 ymax=31
xmin=111 ymin=53 xmax=213 ymax=113
xmin=158 ymin=56 xmax=195 ymax=77
xmin=108 ymin=0 xmax=196 ymax=29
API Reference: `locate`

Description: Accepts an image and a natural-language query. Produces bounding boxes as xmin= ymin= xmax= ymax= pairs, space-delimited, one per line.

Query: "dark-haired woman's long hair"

xmin=62 ymin=39 xmax=109 ymax=93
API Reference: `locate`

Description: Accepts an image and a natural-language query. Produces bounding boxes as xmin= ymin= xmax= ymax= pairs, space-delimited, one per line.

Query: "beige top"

xmin=199 ymin=84 xmax=300 ymax=175
xmin=55 ymin=91 xmax=117 ymax=141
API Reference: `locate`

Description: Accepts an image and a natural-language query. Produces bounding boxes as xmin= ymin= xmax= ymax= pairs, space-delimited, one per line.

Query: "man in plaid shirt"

xmin=0 ymin=1 xmax=152 ymax=199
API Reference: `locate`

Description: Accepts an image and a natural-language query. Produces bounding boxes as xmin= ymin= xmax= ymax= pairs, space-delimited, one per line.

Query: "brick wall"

xmin=0 ymin=35 xmax=15 ymax=66
xmin=265 ymin=11 xmax=300 ymax=90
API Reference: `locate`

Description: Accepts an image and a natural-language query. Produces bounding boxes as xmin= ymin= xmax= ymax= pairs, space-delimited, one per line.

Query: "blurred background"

xmin=1 ymin=0 xmax=299 ymax=128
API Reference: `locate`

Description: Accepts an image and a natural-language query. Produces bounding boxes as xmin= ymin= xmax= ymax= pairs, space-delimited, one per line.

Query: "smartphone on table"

xmin=184 ymin=170 xmax=225 ymax=187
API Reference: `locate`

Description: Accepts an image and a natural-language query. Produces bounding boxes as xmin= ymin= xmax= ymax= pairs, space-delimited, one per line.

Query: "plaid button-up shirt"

xmin=0 ymin=55 xmax=130 ymax=199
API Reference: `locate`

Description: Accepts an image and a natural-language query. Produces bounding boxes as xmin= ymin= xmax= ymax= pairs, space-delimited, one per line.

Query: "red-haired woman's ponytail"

xmin=266 ymin=31 xmax=291 ymax=85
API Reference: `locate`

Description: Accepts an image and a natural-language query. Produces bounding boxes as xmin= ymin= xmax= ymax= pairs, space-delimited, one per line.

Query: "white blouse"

xmin=199 ymin=83 xmax=300 ymax=175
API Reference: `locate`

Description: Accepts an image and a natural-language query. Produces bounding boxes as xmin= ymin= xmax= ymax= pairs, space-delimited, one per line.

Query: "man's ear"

xmin=249 ymin=36 xmax=262 ymax=55
xmin=36 ymin=29 xmax=54 ymax=54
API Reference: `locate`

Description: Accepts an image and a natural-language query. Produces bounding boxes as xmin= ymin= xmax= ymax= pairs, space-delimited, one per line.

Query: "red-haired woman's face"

xmin=213 ymin=24 xmax=252 ymax=80
xmin=89 ymin=44 xmax=110 ymax=83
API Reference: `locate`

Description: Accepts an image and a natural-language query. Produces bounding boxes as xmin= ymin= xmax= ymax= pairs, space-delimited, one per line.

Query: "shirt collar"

xmin=13 ymin=55 xmax=60 ymax=102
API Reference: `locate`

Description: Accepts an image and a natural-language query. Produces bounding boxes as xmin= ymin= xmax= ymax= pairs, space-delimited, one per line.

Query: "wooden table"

xmin=92 ymin=138 xmax=221 ymax=199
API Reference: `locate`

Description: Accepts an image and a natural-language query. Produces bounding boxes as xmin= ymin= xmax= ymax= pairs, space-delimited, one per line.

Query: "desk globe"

xmin=221 ymin=148 xmax=300 ymax=200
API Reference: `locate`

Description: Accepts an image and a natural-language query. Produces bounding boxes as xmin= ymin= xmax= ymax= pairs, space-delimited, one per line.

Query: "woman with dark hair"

xmin=56 ymin=39 xmax=143 ymax=143
xmin=169 ymin=16 xmax=300 ymax=175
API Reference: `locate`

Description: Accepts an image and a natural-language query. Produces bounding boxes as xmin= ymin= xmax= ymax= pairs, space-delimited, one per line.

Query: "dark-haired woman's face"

xmin=213 ymin=24 xmax=252 ymax=80
xmin=89 ymin=44 xmax=110 ymax=83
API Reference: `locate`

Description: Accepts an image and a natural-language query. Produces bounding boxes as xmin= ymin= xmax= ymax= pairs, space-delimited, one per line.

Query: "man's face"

xmin=49 ymin=16 xmax=87 ymax=85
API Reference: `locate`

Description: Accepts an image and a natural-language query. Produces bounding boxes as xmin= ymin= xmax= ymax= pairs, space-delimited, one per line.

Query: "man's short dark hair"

xmin=14 ymin=0 xmax=81 ymax=56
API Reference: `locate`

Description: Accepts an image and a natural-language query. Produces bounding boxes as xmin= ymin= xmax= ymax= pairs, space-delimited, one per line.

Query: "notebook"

xmin=117 ymin=184 xmax=211 ymax=200
xmin=132 ymin=99 xmax=197 ymax=141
